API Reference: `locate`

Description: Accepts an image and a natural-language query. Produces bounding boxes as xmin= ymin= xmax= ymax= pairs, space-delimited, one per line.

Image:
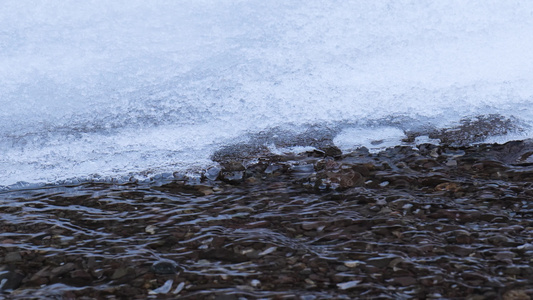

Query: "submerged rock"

xmin=151 ymin=260 xmax=179 ymax=275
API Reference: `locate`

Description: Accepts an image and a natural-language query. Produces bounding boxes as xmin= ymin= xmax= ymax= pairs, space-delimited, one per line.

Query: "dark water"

xmin=2 ymin=140 xmax=533 ymax=299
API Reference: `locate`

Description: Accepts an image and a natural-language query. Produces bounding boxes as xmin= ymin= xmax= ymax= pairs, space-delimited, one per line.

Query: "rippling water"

xmin=2 ymin=142 xmax=533 ymax=298
xmin=1 ymin=1 xmax=533 ymax=187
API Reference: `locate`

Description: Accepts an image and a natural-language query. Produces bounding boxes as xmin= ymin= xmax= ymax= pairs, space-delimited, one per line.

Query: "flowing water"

xmin=1 ymin=1 xmax=533 ymax=189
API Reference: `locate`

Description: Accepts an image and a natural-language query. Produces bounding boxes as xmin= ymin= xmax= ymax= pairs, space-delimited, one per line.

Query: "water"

xmin=2 ymin=1 xmax=533 ymax=189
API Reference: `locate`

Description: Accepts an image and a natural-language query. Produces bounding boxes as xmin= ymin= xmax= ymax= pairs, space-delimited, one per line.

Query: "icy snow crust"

xmin=1 ymin=1 xmax=533 ymax=188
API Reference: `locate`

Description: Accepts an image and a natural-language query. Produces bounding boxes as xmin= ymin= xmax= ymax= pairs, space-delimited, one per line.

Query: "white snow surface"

xmin=1 ymin=1 xmax=533 ymax=187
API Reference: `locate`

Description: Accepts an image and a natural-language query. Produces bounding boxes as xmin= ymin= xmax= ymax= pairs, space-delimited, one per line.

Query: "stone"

xmin=111 ymin=268 xmax=130 ymax=280
xmin=151 ymin=260 xmax=179 ymax=275
xmin=0 ymin=270 xmax=23 ymax=291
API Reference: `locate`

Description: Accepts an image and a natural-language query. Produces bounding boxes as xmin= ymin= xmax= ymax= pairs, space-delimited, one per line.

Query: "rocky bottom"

xmin=2 ymin=140 xmax=533 ymax=299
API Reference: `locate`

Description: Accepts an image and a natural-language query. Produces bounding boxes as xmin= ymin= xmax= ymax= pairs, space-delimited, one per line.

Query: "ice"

xmin=1 ymin=1 xmax=533 ymax=188
xmin=334 ymin=127 xmax=406 ymax=153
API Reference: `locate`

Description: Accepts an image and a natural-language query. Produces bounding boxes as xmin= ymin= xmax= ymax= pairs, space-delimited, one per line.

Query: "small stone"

xmin=393 ymin=276 xmax=417 ymax=286
xmin=503 ymin=290 xmax=530 ymax=300
xmin=322 ymin=146 xmax=342 ymax=158
xmin=0 ymin=271 xmax=23 ymax=291
xmin=250 ymin=279 xmax=261 ymax=287
xmin=145 ymin=225 xmax=157 ymax=235
xmin=149 ymin=279 xmax=173 ymax=294
xmin=518 ymin=243 xmax=533 ymax=250
xmin=435 ymin=182 xmax=460 ymax=192
xmin=151 ymin=260 xmax=178 ymax=274
xmin=4 ymin=252 xmax=21 ymax=263
xmin=173 ymin=282 xmax=185 ymax=294
xmin=337 ymin=280 xmax=361 ymax=290
xmin=219 ymin=171 xmax=245 ymax=184
xmin=111 ymin=268 xmax=129 ymax=280
xmin=51 ymin=263 xmax=76 ymax=278
xmin=493 ymin=251 xmax=516 ymax=261
xmin=344 ymin=260 xmax=364 ymax=268
xmin=197 ymin=186 xmax=214 ymax=196
xmin=259 ymin=246 xmax=277 ymax=256
xmin=70 ymin=269 xmax=92 ymax=280
xmin=304 ymin=278 xmax=316 ymax=286
xmin=301 ymin=222 xmax=320 ymax=230
xmin=446 ymin=159 xmax=458 ymax=166
xmin=367 ymin=256 xmax=394 ymax=268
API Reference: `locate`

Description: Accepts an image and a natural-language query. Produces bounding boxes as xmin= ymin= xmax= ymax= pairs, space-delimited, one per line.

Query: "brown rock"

xmin=4 ymin=252 xmax=22 ymax=263
xmin=503 ymin=290 xmax=530 ymax=300
xmin=392 ymin=276 xmax=417 ymax=286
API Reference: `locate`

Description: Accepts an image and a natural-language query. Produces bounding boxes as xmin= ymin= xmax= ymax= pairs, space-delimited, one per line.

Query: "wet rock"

xmin=366 ymin=256 xmax=395 ymax=268
xmin=4 ymin=252 xmax=22 ymax=263
xmin=445 ymin=245 xmax=474 ymax=257
xmin=51 ymin=263 xmax=76 ymax=278
xmin=321 ymin=146 xmax=342 ymax=158
xmin=151 ymin=260 xmax=179 ymax=275
xmin=493 ymin=251 xmax=516 ymax=262
xmin=219 ymin=171 xmax=245 ymax=184
xmin=301 ymin=221 xmax=321 ymax=231
xmin=70 ymin=269 xmax=93 ymax=281
xmin=111 ymin=267 xmax=130 ymax=280
xmin=0 ymin=270 xmax=23 ymax=291
xmin=503 ymin=290 xmax=530 ymax=300
xmin=199 ymin=249 xmax=248 ymax=263
xmin=392 ymin=276 xmax=417 ymax=286
xmin=434 ymin=182 xmax=460 ymax=192
xmin=336 ymin=280 xmax=360 ymax=290
xmin=149 ymin=279 xmax=174 ymax=294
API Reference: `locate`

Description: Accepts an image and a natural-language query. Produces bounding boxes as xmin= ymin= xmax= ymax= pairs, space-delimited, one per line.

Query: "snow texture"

xmin=1 ymin=1 xmax=533 ymax=187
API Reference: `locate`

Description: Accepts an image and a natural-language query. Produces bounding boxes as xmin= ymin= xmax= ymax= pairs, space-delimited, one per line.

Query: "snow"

xmin=1 ymin=1 xmax=533 ymax=187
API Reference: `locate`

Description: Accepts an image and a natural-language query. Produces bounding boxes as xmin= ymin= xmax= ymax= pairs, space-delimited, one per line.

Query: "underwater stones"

xmin=4 ymin=139 xmax=533 ymax=299
xmin=290 ymin=163 xmax=316 ymax=179
xmin=434 ymin=182 xmax=460 ymax=192
xmin=220 ymin=161 xmax=245 ymax=172
xmin=502 ymin=290 xmax=531 ymax=300
xmin=151 ymin=260 xmax=179 ymax=275
xmin=111 ymin=267 xmax=130 ymax=280
xmin=218 ymin=161 xmax=245 ymax=184
xmin=0 ymin=270 xmax=23 ymax=291
xmin=198 ymin=249 xmax=248 ymax=263
xmin=219 ymin=171 xmax=244 ymax=184
xmin=4 ymin=251 xmax=22 ymax=263
xmin=50 ymin=263 xmax=76 ymax=278
xmin=325 ymin=170 xmax=364 ymax=189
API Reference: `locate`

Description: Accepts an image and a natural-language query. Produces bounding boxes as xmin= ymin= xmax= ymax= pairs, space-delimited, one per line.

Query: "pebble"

xmin=149 ymin=279 xmax=173 ymax=294
xmin=111 ymin=268 xmax=129 ymax=280
xmin=173 ymin=282 xmax=185 ymax=294
xmin=336 ymin=280 xmax=361 ymax=290
xmin=4 ymin=252 xmax=21 ymax=263
xmin=259 ymin=247 xmax=277 ymax=256
xmin=145 ymin=225 xmax=157 ymax=235
xmin=151 ymin=260 xmax=179 ymax=274
xmin=344 ymin=261 xmax=364 ymax=268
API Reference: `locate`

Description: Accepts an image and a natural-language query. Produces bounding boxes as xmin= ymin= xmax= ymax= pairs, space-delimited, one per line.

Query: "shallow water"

xmin=1 ymin=142 xmax=533 ymax=299
xmin=2 ymin=1 xmax=533 ymax=188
